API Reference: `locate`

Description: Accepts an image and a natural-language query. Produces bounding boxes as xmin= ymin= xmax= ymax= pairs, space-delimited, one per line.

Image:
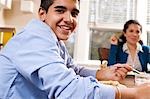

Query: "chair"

xmin=98 ymin=47 xmax=110 ymax=61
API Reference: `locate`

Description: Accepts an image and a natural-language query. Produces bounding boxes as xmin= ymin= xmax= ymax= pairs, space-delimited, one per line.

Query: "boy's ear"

xmin=38 ymin=8 xmax=46 ymax=21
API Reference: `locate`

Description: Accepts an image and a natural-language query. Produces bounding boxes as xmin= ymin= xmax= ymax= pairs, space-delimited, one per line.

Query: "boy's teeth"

xmin=61 ymin=26 xmax=70 ymax=30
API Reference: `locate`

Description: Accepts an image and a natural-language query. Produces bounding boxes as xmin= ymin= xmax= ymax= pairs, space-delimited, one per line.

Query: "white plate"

xmin=127 ymin=71 xmax=136 ymax=76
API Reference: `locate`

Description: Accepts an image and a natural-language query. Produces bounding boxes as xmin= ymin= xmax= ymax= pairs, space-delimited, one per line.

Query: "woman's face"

xmin=124 ymin=23 xmax=142 ymax=45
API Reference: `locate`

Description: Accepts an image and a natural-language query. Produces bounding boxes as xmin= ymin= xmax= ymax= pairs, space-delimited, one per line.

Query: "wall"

xmin=74 ymin=0 xmax=90 ymax=61
xmin=2 ymin=0 xmax=40 ymax=31
xmin=0 ymin=8 xmax=4 ymax=26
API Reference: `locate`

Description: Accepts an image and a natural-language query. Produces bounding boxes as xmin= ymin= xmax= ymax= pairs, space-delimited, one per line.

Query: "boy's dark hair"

xmin=40 ymin=0 xmax=54 ymax=13
xmin=40 ymin=0 xmax=80 ymax=13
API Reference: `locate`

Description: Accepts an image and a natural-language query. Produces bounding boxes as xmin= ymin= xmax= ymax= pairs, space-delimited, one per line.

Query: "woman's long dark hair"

xmin=118 ymin=20 xmax=143 ymax=45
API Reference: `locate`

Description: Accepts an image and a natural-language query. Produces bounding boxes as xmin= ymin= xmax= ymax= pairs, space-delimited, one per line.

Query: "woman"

xmin=108 ymin=19 xmax=150 ymax=72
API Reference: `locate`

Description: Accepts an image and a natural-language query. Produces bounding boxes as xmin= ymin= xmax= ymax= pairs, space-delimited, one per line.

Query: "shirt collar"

xmin=123 ymin=43 xmax=143 ymax=53
xmin=31 ymin=19 xmax=59 ymax=43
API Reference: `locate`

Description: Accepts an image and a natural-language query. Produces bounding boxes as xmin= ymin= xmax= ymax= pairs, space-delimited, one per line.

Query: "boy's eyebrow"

xmin=73 ymin=8 xmax=80 ymax=14
xmin=54 ymin=6 xmax=67 ymax=9
xmin=54 ymin=6 xmax=80 ymax=13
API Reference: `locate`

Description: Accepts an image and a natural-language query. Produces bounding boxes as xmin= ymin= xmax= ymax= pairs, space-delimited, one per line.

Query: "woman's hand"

xmin=96 ymin=64 xmax=132 ymax=81
xmin=110 ymin=34 xmax=118 ymax=45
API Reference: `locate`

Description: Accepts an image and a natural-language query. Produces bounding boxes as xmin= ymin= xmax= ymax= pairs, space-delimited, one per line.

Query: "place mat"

xmin=99 ymin=81 xmax=127 ymax=88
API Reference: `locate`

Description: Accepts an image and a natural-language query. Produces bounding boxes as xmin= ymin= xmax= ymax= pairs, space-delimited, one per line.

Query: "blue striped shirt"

xmin=0 ymin=19 xmax=115 ymax=99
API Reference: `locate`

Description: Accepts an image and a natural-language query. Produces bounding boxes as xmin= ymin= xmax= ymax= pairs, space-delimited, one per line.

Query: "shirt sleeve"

xmin=65 ymin=55 xmax=97 ymax=78
xmin=59 ymin=41 xmax=97 ymax=78
xmin=38 ymin=62 xmax=116 ymax=99
xmin=11 ymin=28 xmax=116 ymax=99
xmin=108 ymin=44 xmax=118 ymax=66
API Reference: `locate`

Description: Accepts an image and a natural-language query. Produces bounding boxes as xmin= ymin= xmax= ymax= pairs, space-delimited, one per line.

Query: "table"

xmin=119 ymin=75 xmax=135 ymax=87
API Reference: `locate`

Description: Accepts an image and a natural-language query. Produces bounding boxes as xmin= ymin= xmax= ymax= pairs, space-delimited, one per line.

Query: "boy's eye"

xmin=71 ymin=11 xmax=79 ymax=17
xmin=56 ymin=9 xmax=65 ymax=13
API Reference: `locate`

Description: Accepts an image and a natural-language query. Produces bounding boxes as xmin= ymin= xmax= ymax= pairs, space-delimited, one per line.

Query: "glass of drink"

xmin=135 ymin=73 xmax=150 ymax=86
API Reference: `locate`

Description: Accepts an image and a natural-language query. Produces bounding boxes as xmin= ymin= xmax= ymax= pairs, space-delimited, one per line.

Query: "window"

xmin=74 ymin=0 xmax=149 ymax=65
xmin=147 ymin=0 xmax=150 ymax=25
xmin=89 ymin=0 xmax=136 ymax=25
xmin=89 ymin=30 xmax=121 ymax=60
xmin=64 ymin=33 xmax=76 ymax=58
xmin=88 ymin=0 xmax=136 ymax=60
xmin=147 ymin=32 xmax=150 ymax=46
xmin=146 ymin=0 xmax=150 ymax=45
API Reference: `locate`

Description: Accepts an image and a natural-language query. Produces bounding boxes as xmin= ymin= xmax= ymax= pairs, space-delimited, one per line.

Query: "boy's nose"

xmin=64 ymin=12 xmax=73 ymax=24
